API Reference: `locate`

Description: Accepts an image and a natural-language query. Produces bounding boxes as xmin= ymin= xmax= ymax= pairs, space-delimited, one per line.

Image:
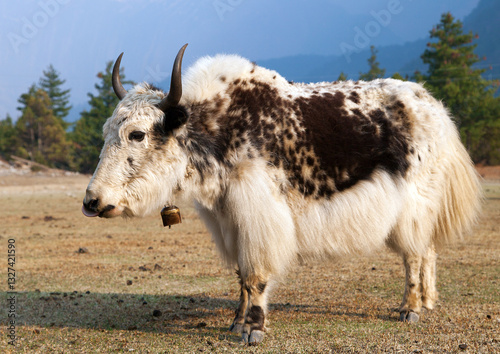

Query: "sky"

xmin=0 ymin=0 xmax=480 ymax=121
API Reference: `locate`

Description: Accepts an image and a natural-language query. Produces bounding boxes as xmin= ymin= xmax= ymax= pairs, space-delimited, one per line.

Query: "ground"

xmin=0 ymin=166 xmax=498 ymax=353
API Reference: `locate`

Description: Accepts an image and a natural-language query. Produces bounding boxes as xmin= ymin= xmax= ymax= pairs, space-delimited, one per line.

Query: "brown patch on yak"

xmin=297 ymin=92 xmax=410 ymax=191
xmin=184 ymin=77 xmax=411 ymax=196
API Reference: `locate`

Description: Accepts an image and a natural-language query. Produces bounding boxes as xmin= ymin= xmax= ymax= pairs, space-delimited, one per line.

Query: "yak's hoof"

xmin=248 ymin=330 xmax=265 ymax=345
xmin=240 ymin=330 xmax=265 ymax=345
xmin=240 ymin=331 xmax=249 ymax=344
xmin=229 ymin=322 xmax=244 ymax=334
xmin=399 ymin=311 xmax=420 ymax=323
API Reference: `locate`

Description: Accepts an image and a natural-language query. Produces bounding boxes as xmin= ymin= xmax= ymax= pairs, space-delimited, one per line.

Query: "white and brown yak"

xmin=82 ymin=44 xmax=482 ymax=344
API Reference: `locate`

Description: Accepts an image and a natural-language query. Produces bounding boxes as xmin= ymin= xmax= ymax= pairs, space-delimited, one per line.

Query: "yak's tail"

xmin=432 ymin=131 xmax=483 ymax=247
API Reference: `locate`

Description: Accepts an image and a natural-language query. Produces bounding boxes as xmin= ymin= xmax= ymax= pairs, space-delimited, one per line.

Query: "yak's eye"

xmin=128 ymin=131 xmax=145 ymax=142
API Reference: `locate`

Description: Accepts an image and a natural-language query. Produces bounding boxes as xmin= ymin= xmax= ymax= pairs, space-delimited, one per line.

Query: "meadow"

xmin=0 ymin=173 xmax=498 ymax=353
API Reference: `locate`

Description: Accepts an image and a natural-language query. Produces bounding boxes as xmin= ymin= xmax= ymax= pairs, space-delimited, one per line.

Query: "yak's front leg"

xmin=240 ymin=275 xmax=268 ymax=345
xmin=225 ymin=160 xmax=297 ymax=344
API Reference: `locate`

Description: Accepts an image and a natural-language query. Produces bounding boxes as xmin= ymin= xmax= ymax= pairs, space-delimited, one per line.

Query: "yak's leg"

xmin=399 ymin=254 xmax=423 ymax=322
xmin=420 ymin=246 xmax=438 ymax=311
xmin=229 ymin=270 xmax=249 ymax=334
xmin=240 ymin=275 xmax=269 ymax=345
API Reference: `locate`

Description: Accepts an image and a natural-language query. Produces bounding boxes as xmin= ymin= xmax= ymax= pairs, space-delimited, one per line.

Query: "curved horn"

xmin=112 ymin=52 xmax=127 ymax=100
xmin=157 ymin=43 xmax=188 ymax=112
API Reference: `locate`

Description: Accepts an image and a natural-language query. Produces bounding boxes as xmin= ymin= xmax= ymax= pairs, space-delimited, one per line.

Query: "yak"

xmin=82 ymin=44 xmax=482 ymax=344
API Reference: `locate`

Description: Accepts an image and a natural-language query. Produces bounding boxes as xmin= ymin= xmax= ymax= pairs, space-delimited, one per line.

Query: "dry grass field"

xmin=0 ymin=172 xmax=499 ymax=353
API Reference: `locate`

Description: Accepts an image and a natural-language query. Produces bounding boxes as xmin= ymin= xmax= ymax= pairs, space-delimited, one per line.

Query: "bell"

xmin=161 ymin=205 xmax=182 ymax=228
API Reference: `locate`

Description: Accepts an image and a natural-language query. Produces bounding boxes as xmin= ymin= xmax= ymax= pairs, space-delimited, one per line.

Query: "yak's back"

xmin=182 ymin=56 xmax=464 ymax=199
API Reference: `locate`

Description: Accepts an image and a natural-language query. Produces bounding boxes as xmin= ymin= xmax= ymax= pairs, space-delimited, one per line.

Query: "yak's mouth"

xmin=82 ymin=204 xmax=99 ymax=217
xmin=82 ymin=204 xmax=122 ymax=218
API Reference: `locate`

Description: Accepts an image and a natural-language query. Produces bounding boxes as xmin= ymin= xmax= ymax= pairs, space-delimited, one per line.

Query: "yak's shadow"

xmin=5 ymin=290 xmax=400 ymax=335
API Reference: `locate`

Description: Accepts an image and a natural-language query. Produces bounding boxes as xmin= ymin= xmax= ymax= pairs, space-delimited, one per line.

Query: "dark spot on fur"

xmin=127 ymin=157 xmax=133 ymax=166
xmin=369 ymin=108 xmax=410 ymax=176
xmin=257 ymin=282 xmax=267 ymax=294
xmin=348 ymin=91 xmax=360 ymax=104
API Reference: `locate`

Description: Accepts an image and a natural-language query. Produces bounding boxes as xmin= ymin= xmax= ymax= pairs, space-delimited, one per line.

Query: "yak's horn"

xmin=112 ymin=52 xmax=127 ymax=100
xmin=157 ymin=44 xmax=188 ymax=112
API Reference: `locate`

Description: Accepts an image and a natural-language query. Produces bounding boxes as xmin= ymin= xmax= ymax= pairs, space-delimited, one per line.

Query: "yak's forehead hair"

xmin=109 ymin=83 xmax=166 ymax=127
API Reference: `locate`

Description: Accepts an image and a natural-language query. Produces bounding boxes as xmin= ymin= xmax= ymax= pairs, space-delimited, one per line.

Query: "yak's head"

xmin=82 ymin=44 xmax=189 ymax=218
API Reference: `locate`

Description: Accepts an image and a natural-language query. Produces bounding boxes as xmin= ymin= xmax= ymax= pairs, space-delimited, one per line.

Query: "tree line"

xmin=1 ymin=12 xmax=499 ymax=173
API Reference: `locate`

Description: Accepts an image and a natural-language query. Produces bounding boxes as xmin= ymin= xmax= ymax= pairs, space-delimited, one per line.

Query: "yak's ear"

xmin=162 ymin=105 xmax=189 ymax=133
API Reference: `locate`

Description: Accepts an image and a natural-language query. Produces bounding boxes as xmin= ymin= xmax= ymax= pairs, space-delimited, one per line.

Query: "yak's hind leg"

xmin=230 ymin=272 xmax=269 ymax=345
xmin=420 ymin=246 xmax=438 ymax=311
xmin=399 ymin=245 xmax=438 ymax=322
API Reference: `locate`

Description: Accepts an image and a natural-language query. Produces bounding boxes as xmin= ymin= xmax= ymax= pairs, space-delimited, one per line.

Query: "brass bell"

xmin=161 ymin=205 xmax=182 ymax=228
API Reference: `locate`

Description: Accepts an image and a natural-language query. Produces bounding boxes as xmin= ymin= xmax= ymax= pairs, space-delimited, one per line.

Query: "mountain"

xmin=257 ymin=0 xmax=499 ymax=84
xmin=463 ymin=0 xmax=500 ymax=82
xmin=0 ymin=0 xmax=484 ymax=122
xmin=258 ymin=39 xmax=429 ymax=83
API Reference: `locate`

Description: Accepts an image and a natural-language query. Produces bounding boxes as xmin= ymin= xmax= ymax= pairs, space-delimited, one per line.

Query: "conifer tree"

xmin=337 ymin=72 xmax=348 ymax=81
xmin=39 ymin=65 xmax=72 ymax=129
xmin=15 ymin=86 xmax=71 ymax=168
xmin=0 ymin=115 xmax=16 ymax=158
xmin=359 ymin=46 xmax=386 ymax=81
xmin=391 ymin=72 xmax=408 ymax=81
xmin=419 ymin=12 xmax=500 ymax=160
xmin=71 ymin=60 xmax=133 ymax=173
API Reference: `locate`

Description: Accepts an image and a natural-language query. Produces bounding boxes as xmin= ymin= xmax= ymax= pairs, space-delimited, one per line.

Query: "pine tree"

xmin=0 ymin=115 xmax=16 ymax=158
xmin=71 ymin=60 xmax=133 ymax=173
xmin=419 ymin=12 xmax=500 ymax=160
xmin=15 ymin=86 xmax=71 ymax=168
xmin=337 ymin=72 xmax=348 ymax=81
xmin=391 ymin=72 xmax=408 ymax=81
xmin=39 ymin=65 xmax=72 ymax=129
xmin=359 ymin=46 xmax=386 ymax=81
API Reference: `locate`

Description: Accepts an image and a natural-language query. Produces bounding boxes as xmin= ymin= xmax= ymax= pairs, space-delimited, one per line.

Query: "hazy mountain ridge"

xmin=256 ymin=0 xmax=498 ymax=84
xmin=56 ymin=0 xmax=494 ymax=123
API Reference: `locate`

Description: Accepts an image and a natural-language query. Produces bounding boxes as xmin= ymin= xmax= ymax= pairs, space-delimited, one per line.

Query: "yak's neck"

xmin=179 ymin=129 xmax=230 ymax=211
